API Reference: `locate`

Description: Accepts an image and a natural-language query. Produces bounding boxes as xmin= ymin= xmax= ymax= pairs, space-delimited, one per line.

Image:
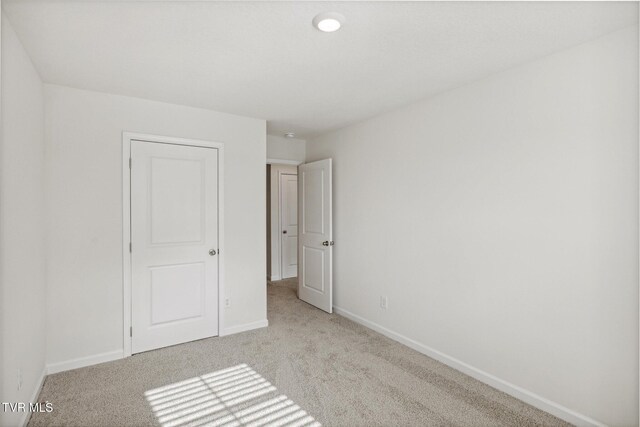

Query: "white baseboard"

xmin=44 ymin=321 xmax=268 ymax=374
xmin=333 ymin=306 xmax=605 ymax=427
xmin=221 ymin=319 xmax=269 ymax=336
xmin=46 ymin=349 xmax=124 ymax=375
xmin=19 ymin=365 xmax=48 ymax=427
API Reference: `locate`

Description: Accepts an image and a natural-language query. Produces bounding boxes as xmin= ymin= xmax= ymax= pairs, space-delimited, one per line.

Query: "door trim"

xmin=122 ymin=132 xmax=225 ymax=357
xmin=279 ymin=172 xmax=298 ymax=279
xmin=268 ymin=164 xmax=297 ymax=281
xmin=266 ymin=158 xmax=303 ymax=166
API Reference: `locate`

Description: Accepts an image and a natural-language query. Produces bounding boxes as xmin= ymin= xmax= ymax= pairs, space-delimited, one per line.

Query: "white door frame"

xmin=266 ymin=158 xmax=302 ymax=166
xmin=268 ymin=163 xmax=299 ymax=280
xmin=122 ymin=132 xmax=225 ymax=357
xmin=279 ymin=172 xmax=298 ymax=279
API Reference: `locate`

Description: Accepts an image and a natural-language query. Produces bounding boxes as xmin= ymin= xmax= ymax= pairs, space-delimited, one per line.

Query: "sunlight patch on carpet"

xmin=145 ymin=364 xmax=321 ymax=427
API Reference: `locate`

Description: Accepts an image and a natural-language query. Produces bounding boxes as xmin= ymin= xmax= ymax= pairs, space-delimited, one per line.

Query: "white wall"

xmin=0 ymin=15 xmax=46 ymax=427
xmin=267 ymin=134 xmax=305 ymax=163
xmin=307 ymin=26 xmax=638 ymax=427
xmin=44 ymin=84 xmax=266 ymax=368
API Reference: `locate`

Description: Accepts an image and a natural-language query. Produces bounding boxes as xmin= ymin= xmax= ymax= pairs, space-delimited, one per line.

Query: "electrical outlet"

xmin=17 ymin=368 xmax=22 ymax=391
xmin=225 ymin=298 xmax=231 ymax=308
xmin=380 ymin=296 xmax=388 ymax=310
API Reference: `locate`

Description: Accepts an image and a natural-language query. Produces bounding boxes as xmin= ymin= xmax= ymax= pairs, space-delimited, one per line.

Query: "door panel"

xmin=150 ymin=158 xmax=204 ymax=244
xmin=302 ymin=169 xmax=324 ymax=234
xmin=302 ymin=247 xmax=324 ymax=293
xmin=298 ymin=159 xmax=332 ymax=313
xmin=131 ymin=140 xmax=219 ymax=354
xmin=280 ymin=174 xmax=298 ymax=279
xmin=150 ymin=263 xmax=205 ymax=325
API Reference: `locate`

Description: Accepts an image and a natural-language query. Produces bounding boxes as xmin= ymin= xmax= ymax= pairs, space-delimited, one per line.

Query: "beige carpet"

xmin=29 ymin=279 xmax=569 ymax=426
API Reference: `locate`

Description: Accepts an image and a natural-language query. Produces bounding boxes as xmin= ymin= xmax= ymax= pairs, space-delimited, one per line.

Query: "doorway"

xmin=267 ymin=163 xmax=299 ymax=281
xmin=123 ymin=133 xmax=223 ymax=356
xmin=265 ymin=158 xmax=333 ymax=313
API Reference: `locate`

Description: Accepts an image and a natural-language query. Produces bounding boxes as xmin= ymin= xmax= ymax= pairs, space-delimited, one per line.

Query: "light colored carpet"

xmin=29 ymin=279 xmax=569 ymax=426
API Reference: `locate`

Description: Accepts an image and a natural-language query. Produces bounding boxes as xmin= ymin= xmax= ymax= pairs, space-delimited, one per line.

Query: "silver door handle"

xmin=209 ymin=249 xmax=217 ymax=256
xmin=322 ymin=241 xmax=334 ymax=246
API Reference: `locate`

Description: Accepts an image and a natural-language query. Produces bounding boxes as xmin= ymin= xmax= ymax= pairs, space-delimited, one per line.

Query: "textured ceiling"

xmin=3 ymin=1 xmax=637 ymax=137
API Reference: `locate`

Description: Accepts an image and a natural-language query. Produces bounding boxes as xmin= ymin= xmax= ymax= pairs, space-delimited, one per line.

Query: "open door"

xmin=298 ymin=159 xmax=333 ymax=313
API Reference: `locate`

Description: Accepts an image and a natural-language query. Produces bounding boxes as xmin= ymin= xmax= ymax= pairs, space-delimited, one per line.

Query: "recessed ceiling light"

xmin=285 ymin=132 xmax=296 ymax=138
xmin=312 ymin=12 xmax=345 ymax=33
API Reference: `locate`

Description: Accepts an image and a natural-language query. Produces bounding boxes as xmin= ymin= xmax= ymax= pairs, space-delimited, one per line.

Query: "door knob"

xmin=322 ymin=241 xmax=334 ymax=246
xmin=283 ymin=230 xmax=287 ymax=234
xmin=209 ymin=249 xmax=217 ymax=256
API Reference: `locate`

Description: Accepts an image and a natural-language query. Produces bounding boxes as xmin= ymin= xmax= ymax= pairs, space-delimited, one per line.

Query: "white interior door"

xmin=131 ymin=140 xmax=219 ymax=354
xmin=280 ymin=173 xmax=298 ymax=279
xmin=298 ymin=159 xmax=332 ymax=313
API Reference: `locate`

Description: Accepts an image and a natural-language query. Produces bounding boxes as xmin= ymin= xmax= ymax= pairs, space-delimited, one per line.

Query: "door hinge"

xmin=129 ymin=158 xmax=132 ymax=169
xmin=130 ymin=327 xmax=132 ymax=337
xmin=129 ymin=242 xmax=132 ymax=253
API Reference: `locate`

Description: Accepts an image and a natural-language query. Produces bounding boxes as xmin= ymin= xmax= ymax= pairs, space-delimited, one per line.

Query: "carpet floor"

xmin=29 ymin=279 xmax=569 ymax=426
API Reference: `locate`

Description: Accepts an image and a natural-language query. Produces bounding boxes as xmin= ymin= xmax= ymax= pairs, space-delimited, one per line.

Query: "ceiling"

xmin=3 ymin=1 xmax=637 ymax=138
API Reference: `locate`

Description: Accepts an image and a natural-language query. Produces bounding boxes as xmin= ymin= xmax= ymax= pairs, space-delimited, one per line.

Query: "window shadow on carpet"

xmin=145 ymin=363 xmax=320 ymax=427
